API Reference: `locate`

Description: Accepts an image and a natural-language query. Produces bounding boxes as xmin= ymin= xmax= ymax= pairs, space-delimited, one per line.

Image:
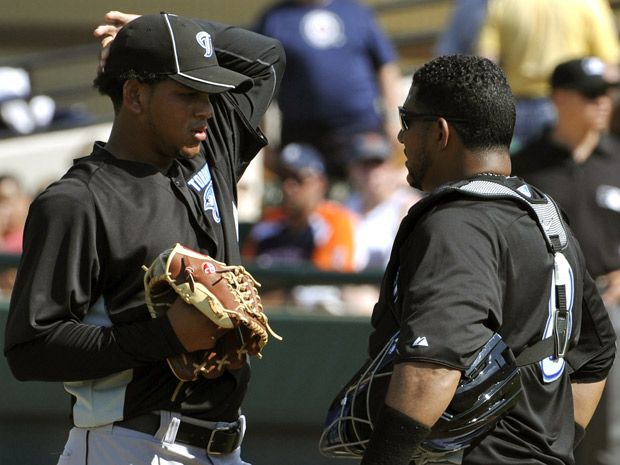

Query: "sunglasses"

xmin=398 ymin=106 xmax=469 ymax=131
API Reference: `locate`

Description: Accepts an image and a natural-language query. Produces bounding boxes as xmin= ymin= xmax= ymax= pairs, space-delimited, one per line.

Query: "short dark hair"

xmin=412 ymin=55 xmax=515 ymax=151
xmin=93 ymin=70 xmax=168 ymax=113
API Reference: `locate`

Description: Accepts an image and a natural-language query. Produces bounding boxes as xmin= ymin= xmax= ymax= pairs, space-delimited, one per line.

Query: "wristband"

xmin=361 ymin=404 xmax=431 ymax=465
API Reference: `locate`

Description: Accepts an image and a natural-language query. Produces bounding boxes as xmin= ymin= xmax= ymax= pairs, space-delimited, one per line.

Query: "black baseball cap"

xmin=550 ymin=57 xmax=618 ymax=97
xmin=104 ymin=13 xmax=253 ymax=94
xmin=351 ymin=132 xmax=392 ymax=163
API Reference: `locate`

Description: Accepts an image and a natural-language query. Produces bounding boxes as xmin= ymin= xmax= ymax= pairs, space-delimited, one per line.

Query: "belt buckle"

xmin=206 ymin=424 xmax=242 ymax=455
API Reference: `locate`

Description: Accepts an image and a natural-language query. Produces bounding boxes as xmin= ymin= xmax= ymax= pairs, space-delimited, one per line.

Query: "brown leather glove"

xmin=142 ymin=243 xmax=282 ymax=382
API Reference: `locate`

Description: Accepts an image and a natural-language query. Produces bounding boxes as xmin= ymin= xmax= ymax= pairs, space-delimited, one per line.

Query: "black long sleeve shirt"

xmin=4 ymin=20 xmax=285 ymax=425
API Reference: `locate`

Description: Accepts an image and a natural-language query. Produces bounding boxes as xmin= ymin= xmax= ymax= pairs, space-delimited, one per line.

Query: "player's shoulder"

xmin=423 ymin=197 xmax=488 ymax=223
xmin=31 ymin=144 xmax=122 ymax=213
xmin=418 ymin=194 xmax=528 ymax=238
xmin=36 ymin=154 xmax=100 ymax=202
xmin=29 ymin=174 xmax=94 ymax=227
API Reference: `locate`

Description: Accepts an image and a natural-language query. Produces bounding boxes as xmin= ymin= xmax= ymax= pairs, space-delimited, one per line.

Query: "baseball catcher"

xmin=142 ymin=243 xmax=282 ymax=383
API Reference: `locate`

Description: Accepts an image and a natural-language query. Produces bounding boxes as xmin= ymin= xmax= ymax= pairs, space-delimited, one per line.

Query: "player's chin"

xmin=406 ymin=171 xmax=422 ymax=190
xmin=178 ymin=144 xmax=202 ymax=159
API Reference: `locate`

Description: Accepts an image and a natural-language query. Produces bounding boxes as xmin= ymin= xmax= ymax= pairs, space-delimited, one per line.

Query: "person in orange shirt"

xmin=242 ymin=142 xmax=357 ymax=272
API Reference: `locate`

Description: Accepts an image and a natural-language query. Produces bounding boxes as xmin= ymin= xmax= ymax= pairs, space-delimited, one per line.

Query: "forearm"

xmin=572 ymin=379 xmax=606 ymax=427
xmin=378 ymin=63 xmax=403 ymax=118
xmin=597 ymin=268 xmax=620 ymax=307
xmin=378 ymin=62 xmax=403 ymax=146
xmin=6 ymin=316 xmax=184 ymax=382
xmin=194 ymin=19 xmax=285 ymax=128
xmin=567 ymin=271 xmax=616 ymax=382
xmin=386 ymin=361 xmax=461 ymax=425
xmin=200 ymin=20 xmax=285 ymax=73
xmin=361 ymin=361 xmax=461 ymax=465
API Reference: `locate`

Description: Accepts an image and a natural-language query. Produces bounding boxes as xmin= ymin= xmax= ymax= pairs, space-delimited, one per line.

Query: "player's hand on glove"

xmin=93 ymin=11 xmax=140 ymax=73
xmin=170 ymin=330 xmax=251 ymax=381
xmin=143 ymin=243 xmax=282 ymax=382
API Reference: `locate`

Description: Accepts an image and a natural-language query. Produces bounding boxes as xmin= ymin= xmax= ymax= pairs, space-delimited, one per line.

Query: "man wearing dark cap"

xmin=242 ymin=142 xmax=358 ymax=315
xmin=513 ymin=56 xmax=620 ymax=465
xmin=242 ymin=142 xmax=357 ymax=273
xmin=345 ymin=132 xmax=421 ymax=270
xmin=3 ymin=11 xmax=284 ymax=465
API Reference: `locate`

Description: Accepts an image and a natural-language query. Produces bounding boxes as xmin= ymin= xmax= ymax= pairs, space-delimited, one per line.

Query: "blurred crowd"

xmin=0 ymin=66 xmax=93 ymax=138
xmin=2 ymin=0 xmax=620 ymax=324
xmin=1 ymin=2 xmax=620 ymax=463
xmin=0 ymin=175 xmax=30 ymax=298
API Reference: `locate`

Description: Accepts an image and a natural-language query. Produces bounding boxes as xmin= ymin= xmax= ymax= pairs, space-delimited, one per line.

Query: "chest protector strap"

xmin=394 ymin=176 xmax=570 ymax=366
xmin=445 ymin=178 xmax=570 ymax=365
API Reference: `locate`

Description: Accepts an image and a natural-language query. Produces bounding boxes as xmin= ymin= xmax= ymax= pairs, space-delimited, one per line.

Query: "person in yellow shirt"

xmin=476 ymin=0 xmax=620 ymax=152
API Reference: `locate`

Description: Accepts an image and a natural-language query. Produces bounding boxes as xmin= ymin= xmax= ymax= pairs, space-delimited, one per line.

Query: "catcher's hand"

xmin=142 ymin=243 xmax=282 ymax=382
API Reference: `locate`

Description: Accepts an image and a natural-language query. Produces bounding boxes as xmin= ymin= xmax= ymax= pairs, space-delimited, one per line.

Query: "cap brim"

xmin=555 ymin=76 xmax=619 ymax=93
xmin=170 ymin=66 xmax=253 ymax=94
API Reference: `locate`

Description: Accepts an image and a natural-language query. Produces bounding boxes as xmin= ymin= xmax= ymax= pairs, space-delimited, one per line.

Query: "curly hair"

xmin=412 ymin=55 xmax=515 ymax=151
xmin=93 ymin=70 xmax=168 ymax=113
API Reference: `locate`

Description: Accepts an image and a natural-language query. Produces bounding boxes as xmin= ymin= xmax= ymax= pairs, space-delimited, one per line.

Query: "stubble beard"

xmin=408 ymin=145 xmax=431 ymax=191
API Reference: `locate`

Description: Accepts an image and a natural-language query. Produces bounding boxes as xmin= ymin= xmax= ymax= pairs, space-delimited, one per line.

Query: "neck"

xmin=105 ymin=118 xmax=173 ymax=172
xmin=551 ymin=125 xmax=600 ymax=164
xmin=462 ymin=149 xmax=512 ymax=178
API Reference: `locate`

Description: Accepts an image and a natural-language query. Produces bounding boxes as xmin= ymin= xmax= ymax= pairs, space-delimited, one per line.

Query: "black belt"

xmin=115 ymin=413 xmax=243 ymax=455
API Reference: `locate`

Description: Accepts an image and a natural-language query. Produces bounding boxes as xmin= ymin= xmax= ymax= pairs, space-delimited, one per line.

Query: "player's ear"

xmin=122 ymin=79 xmax=146 ymax=113
xmin=435 ymin=117 xmax=450 ymax=150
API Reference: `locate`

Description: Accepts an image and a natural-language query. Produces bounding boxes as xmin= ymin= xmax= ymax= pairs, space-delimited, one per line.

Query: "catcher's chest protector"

xmin=319 ymin=176 xmax=573 ymax=459
xmin=383 ymin=176 xmax=571 ymax=372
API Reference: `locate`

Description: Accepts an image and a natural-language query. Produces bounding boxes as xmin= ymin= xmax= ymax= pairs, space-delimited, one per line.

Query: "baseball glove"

xmin=165 ymin=327 xmax=249 ymax=381
xmin=142 ymin=243 xmax=281 ymax=382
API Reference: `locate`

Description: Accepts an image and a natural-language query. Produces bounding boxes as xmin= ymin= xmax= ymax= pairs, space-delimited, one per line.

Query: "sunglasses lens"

xmin=399 ymin=109 xmax=409 ymax=131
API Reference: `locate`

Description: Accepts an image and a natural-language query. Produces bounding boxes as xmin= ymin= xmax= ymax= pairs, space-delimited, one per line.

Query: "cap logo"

xmin=301 ymin=10 xmax=346 ymax=49
xmin=195 ymin=31 xmax=214 ymax=58
xmin=583 ymin=57 xmax=605 ymax=77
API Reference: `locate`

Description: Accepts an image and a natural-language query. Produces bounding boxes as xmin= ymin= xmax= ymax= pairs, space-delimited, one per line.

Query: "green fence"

xmin=0 ymin=293 xmax=373 ymax=464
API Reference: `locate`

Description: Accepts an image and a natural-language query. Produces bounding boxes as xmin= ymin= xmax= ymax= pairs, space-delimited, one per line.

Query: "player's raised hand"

xmin=93 ymin=11 xmax=140 ymax=73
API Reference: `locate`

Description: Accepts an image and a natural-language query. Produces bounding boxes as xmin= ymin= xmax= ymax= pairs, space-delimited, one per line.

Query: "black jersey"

xmin=369 ymin=176 xmax=616 ymax=464
xmin=4 ymin=22 xmax=285 ymax=425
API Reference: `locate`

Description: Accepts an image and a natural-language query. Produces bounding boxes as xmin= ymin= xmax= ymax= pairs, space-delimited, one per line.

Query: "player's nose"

xmin=194 ymin=95 xmax=214 ymax=119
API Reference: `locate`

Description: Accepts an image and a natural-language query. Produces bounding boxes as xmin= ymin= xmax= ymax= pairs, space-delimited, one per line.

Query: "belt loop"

xmin=155 ymin=410 xmax=181 ymax=446
xmin=238 ymin=415 xmax=246 ymax=442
